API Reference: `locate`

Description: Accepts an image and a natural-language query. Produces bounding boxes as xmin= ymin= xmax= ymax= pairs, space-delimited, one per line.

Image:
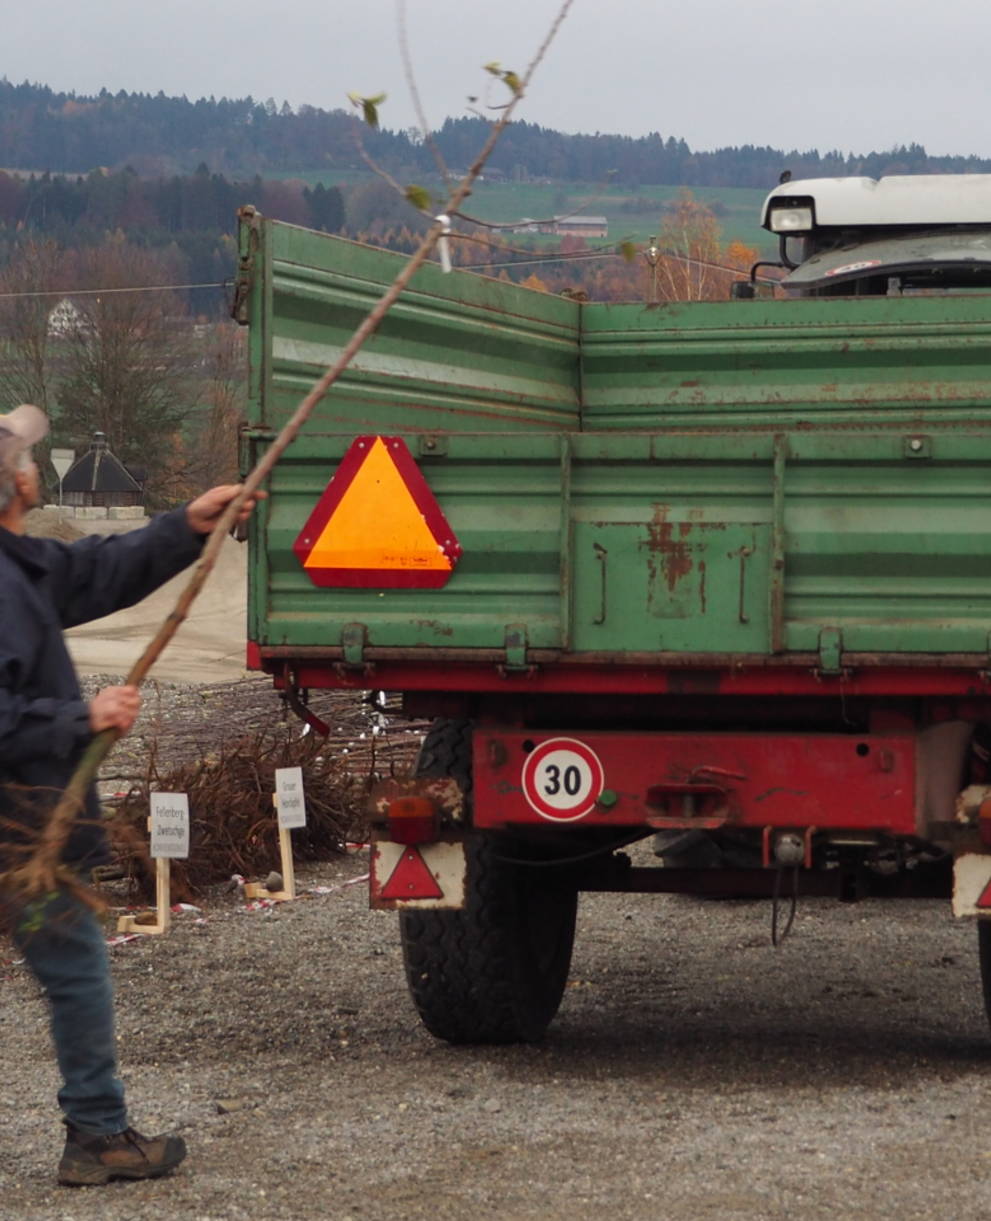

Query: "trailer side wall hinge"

xmin=816 ymin=627 xmax=843 ymax=676
xmin=341 ymin=622 xmax=368 ymax=668
xmin=232 ymin=204 xmax=260 ymax=324
xmin=500 ymin=625 xmax=535 ymax=676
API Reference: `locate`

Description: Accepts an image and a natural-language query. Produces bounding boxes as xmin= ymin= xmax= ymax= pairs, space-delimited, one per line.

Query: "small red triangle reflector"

xmin=977 ymin=878 xmax=991 ymax=909
xmin=380 ymin=846 xmax=443 ymax=901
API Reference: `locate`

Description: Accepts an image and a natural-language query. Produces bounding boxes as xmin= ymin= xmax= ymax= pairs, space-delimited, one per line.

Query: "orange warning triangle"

xmin=380 ymin=846 xmax=444 ymax=901
xmin=293 ymin=436 xmax=461 ymax=589
xmin=306 ymin=437 xmax=447 ymax=572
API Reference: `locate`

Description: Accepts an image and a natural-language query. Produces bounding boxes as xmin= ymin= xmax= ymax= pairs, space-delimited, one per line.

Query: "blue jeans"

xmin=6 ymin=887 xmax=128 ymax=1134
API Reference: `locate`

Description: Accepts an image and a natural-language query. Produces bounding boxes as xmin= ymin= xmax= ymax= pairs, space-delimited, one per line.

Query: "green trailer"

xmin=236 ymin=175 xmax=991 ymax=1043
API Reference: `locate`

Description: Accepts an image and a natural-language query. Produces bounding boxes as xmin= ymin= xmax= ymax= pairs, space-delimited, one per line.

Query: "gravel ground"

xmin=3 ymin=850 xmax=991 ymax=1217
xmin=3 ymin=682 xmax=991 ymax=1218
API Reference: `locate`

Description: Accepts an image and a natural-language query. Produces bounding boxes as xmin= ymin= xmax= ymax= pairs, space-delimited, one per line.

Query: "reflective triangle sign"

xmin=292 ymin=436 xmax=461 ymax=588
xmin=380 ymin=846 xmax=444 ymax=901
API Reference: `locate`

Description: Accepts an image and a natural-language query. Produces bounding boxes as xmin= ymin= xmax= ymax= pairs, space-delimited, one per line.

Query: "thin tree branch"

xmin=3 ymin=0 xmax=576 ymax=899
xmin=397 ymin=0 xmax=451 ymax=189
xmin=354 ymin=142 xmax=433 ymax=219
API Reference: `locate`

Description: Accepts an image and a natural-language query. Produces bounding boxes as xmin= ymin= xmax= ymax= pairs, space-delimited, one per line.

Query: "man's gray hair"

xmin=0 ymin=445 xmax=32 ymax=515
xmin=0 ymin=406 xmax=47 ymax=516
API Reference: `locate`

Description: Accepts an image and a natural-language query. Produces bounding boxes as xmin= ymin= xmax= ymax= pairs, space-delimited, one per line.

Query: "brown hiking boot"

xmin=58 ymin=1124 xmax=187 ymax=1186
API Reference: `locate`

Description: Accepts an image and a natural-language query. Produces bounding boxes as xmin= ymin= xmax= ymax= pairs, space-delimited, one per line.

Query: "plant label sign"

xmin=275 ymin=767 xmax=307 ymax=830
xmin=150 ymin=792 xmax=190 ymax=859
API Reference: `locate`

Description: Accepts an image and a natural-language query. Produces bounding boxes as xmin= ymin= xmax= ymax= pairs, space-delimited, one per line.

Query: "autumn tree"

xmin=520 ymin=272 xmax=549 ymax=292
xmin=649 ymin=192 xmax=759 ymax=302
xmin=655 ymin=190 xmax=724 ymax=301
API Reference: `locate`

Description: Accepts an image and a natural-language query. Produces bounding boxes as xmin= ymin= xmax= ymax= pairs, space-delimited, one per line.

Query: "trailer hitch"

xmin=644 ymin=766 xmax=745 ymax=829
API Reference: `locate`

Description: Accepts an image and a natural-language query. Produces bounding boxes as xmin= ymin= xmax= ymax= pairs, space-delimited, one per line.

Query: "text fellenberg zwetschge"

xmin=150 ymin=792 xmax=190 ymax=859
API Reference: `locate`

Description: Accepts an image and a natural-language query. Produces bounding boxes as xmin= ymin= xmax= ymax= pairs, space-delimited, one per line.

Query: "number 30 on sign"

xmin=521 ymin=738 xmax=605 ymax=822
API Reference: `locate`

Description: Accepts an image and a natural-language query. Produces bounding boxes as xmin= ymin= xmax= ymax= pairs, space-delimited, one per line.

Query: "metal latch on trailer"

xmin=817 ymin=627 xmax=844 ymax=677
xmin=500 ymin=625 xmax=535 ymax=676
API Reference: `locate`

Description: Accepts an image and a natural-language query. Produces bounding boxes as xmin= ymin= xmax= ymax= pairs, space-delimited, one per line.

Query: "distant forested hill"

xmin=5 ymin=79 xmax=991 ymax=185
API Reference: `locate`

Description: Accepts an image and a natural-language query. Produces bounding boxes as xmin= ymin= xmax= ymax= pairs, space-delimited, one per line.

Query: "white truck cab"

xmin=757 ymin=174 xmax=991 ymax=295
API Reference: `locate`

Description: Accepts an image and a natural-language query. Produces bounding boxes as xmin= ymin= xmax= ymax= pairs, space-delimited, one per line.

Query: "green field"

xmin=282 ymin=170 xmax=772 ymax=252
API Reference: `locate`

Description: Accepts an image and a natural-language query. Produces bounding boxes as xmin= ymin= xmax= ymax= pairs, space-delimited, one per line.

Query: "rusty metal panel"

xmin=473 ymin=729 xmax=917 ymax=835
xmin=580 ymin=295 xmax=991 ymax=430
xmin=241 ymin=215 xmax=991 ymax=667
xmin=252 ymin=426 xmax=991 ymax=657
xmin=243 ymin=213 xmax=581 ymax=437
xmin=255 ymin=432 xmax=567 ymax=652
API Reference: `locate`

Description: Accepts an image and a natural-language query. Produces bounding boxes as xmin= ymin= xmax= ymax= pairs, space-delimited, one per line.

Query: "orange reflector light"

xmin=387 ymin=796 xmax=438 ymax=844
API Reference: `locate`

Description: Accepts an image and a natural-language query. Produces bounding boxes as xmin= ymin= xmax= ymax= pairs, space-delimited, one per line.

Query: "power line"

xmin=461 ymin=250 xmax=621 ymax=271
xmin=0 ymin=281 xmax=227 ymax=301
xmin=460 ymin=248 xmax=778 ymax=283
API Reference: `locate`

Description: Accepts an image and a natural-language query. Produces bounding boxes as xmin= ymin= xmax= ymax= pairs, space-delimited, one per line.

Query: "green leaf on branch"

xmin=405 ymin=184 xmax=431 ymax=211
xmin=347 ymin=92 xmax=387 ymax=129
xmin=483 ymin=62 xmax=522 ymax=95
xmin=619 ymin=241 xmax=638 ymax=264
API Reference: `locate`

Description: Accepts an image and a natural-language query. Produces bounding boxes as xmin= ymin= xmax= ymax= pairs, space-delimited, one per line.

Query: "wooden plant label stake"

xmin=275 ymin=768 xmax=305 ymax=900
xmin=149 ymin=792 xmax=191 ymax=859
xmin=117 ymin=792 xmax=189 ymax=936
xmin=244 ymin=772 xmax=305 ymax=902
xmin=277 ymin=813 xmax=297 ymax=901
xmin=274 ymin=767 xmax=306 ymax=830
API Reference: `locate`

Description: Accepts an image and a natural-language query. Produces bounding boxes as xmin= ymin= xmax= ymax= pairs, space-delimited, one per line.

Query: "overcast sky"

xmin=6 ymin=0 xmax=991 ymax=159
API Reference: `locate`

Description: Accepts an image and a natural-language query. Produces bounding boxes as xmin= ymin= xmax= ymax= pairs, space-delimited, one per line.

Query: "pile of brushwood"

xmin=106 ymin=726 xmax=366 ymax=900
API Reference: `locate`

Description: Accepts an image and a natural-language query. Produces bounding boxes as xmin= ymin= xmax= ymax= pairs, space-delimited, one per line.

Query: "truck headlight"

xmin=769 ymin=205 xmax=813 ymax=233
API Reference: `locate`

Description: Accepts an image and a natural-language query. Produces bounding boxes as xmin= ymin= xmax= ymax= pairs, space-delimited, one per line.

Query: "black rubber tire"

xmin=978 ymin=921 xmax=991 ymax=1031
xmin=399 ymin=719 xmax=578 ymax=1044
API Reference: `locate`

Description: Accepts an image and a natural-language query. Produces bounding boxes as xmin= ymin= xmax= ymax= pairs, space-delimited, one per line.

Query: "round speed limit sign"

xmin=521 ymin=738 xmax=605 ymax=822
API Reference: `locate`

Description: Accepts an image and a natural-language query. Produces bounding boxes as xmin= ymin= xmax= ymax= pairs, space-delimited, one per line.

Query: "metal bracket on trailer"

xmin=816 ymin=627 xmax=844 ymax=677
xmin=500 ymin=625 xmax=536 ymax=677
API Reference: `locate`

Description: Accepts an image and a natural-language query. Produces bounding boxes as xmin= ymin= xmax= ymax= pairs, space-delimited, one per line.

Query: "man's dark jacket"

xmin=0 ymin=510 xmax=204 ymax=868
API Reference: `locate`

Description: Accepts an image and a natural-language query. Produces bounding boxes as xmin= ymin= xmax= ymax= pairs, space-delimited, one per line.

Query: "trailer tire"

xmin=399 ymin=719 xmax=577 ymax=1044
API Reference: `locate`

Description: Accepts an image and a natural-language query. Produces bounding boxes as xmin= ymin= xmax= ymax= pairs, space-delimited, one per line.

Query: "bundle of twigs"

xmin=106 ymin=728 xmax=364 ymax=900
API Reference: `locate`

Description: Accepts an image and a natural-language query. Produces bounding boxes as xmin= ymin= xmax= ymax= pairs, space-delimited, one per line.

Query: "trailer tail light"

xmin=979 ymin=798 xmax=991 ymax=848
xmin=387 ymin=796 xmax=439 ymax=844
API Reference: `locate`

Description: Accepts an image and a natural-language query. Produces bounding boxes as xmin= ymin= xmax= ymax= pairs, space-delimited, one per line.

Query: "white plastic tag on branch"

xmin=436 ymin=214 xmax=452 ymax=273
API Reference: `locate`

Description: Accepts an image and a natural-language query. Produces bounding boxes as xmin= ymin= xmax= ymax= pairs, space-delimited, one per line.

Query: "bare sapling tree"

xmin=162 ymin=322 xmax=246 ymax=501
xmin=4 ymin=0 xmax=577 ymax=901
xmin=0 ymin=240 xmax=68 ymax=417
xmin=59 ymin=237 xmax=200 ymax=504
